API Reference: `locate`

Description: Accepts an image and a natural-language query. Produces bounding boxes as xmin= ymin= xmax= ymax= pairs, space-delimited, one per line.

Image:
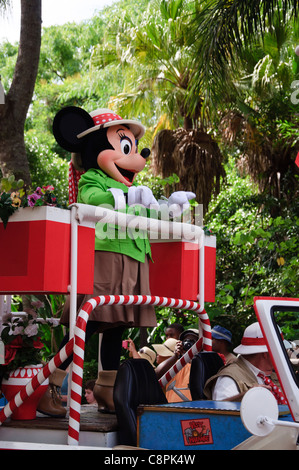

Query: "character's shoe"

xmin=37 ymin=369 xmax=67 ymax=418
xmin=93 ymin=370 xmax=117 ymax=413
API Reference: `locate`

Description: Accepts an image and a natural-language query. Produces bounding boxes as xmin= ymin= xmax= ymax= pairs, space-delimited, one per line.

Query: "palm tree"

xmin=92 ymin=0 xmax=225 ymax=212
xmin=221 ymin=12 xmax=299 ymax=201
xmin=188 ymin=0 xmax=299 ymax=203
xmin=151 ymin=127 xmax=224 ymax=213
xmin=92 ymin=0 xmax=197 ymax=128
xmin=0 ymin=0 xmax=42 ymax=185
xmin=188 ymin=0 xmax=298 ymax=100
xmin=0 ymin=0 xmax=10 ymax=12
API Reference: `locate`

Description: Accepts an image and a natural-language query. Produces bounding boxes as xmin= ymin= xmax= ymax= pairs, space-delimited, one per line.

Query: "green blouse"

xmin=77 ymin=168 xmax=152 ymax=263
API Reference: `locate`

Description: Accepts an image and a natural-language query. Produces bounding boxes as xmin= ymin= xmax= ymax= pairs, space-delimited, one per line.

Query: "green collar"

xmin=85 ymin=168 xmax=138 ymax=191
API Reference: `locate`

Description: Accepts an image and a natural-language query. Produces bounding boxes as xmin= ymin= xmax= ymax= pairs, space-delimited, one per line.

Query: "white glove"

xmin=107 ymin=188 xmax=126 ymax=210
xmin=167 ymin=191 xmax=196 ymax=216
xmin=127 ymin=185 xmax=159 ymax=209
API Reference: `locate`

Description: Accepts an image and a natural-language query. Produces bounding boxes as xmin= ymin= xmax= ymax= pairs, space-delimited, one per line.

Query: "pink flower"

xmin=9 ymin=325 xmax=24 ymax=336
xmin=35 ymin=187 xmax=44 ymax=196
xmin=27 ymin=193 xmax=41 ymax=207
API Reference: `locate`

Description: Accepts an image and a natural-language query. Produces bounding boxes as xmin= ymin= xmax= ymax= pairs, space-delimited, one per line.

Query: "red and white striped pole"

xmin=158 ymin=308 xmax=212 ymax=387
xmin=0 ymin=338 xmax=74 ymax=425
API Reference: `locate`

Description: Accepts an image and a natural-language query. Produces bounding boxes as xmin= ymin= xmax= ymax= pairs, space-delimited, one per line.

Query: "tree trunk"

xmin=183 ymin=115 xmax=193 ymax=130
xmin=0 ymin=0 xmax=41 ymax=186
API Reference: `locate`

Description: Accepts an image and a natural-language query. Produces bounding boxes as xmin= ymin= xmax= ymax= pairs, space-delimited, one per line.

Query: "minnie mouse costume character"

xmin=37 ymin=106 xmax=195 ymax=416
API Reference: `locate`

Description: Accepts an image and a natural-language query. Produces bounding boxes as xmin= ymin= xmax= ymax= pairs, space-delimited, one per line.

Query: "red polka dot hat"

xmin=77 ymin=108 xmax=145 ymax=140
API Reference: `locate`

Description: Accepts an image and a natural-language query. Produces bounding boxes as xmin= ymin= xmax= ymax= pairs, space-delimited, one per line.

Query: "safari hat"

xmin=283 ymin=339 xmax=293 ymax=349
xmin=71 ymin=108 xmax=146 ymax=174
xmin=152 ymin=338 xmax=178 ymax=357
xmin=233 ymin=322 xmax=268 ymax=355
xmin=77 ymin=108 xmax=145 ymax=140
xmin=180 ymin=329 xmax=199 ymax=341
xmin=138 ymin=346 xmax=156 ymax=367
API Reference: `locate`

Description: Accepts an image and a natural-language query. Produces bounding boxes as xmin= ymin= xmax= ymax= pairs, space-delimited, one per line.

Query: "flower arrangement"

xmin=0 ymin=175 xmax=59 ymax=227
xmin=27 ymin=185 xmax=57 ymax=208
xmin=0 ymin=307 xmax=59 ymax=380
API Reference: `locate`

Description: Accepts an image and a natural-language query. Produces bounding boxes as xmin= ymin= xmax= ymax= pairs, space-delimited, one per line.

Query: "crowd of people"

xmin=12 ymin=320 xmax=295 ymax=416
xmin=115 ymin=321 xmax=295 ymax=407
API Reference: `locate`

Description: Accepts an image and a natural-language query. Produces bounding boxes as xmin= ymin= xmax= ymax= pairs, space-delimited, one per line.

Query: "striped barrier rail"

xmin=67 ymin=294 xmax=211 ymax=445
xmin=158 ymin=305 xmax=212 ymax=387
xmin=0 ymin=338 xmax=74 ymax=425
xmin=0 ymin=294 xmax=211 ymax=446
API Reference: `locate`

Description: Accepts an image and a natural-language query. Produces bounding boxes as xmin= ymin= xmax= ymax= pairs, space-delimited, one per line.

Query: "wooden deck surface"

xmin=1 ymin=405 xmax=118 ymax=433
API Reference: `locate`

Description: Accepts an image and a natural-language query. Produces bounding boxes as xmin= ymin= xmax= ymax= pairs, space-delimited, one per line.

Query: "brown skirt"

xmin=60 ymin=251 xmax=156 ymax=331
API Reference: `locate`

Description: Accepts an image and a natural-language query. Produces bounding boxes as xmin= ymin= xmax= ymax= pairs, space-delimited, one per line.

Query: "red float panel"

xmin=0 ymin=207 xmax=94 ymax=294
xmin=149 ymin=236 xmax=216 ymax=302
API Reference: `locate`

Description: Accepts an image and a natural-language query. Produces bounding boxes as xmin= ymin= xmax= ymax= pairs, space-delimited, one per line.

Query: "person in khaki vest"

xmin=204 ymin=322 xmax=282 ymax=402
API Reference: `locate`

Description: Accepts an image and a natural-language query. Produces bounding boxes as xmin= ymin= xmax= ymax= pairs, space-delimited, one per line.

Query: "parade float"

xmin=0 ymin=203 xmax=297 ymax=450
xmin=0 ymin=105 xmax=298 ymax=450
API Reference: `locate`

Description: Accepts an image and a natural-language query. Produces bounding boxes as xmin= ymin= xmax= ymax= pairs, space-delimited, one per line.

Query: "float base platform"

xmin=0 ymin=405 xmax=118 ymax=449
xmin=137 ymin=400 xmax=291 ymax=450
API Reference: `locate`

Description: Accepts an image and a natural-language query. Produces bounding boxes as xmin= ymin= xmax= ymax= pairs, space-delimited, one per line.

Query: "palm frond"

xmin=189 ymin=0 xmax=298 ymax=101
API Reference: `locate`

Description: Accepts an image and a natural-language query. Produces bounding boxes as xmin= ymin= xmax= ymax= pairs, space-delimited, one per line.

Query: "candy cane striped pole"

xmin=159 ymin=339 xmax=202 ymax=387
xmin=68 ymin=297 xmax=98 ymax=445
xmin=159 ymin=307 xmax=212 ymax=387
xmin=67 ymin=294 xmax=211 ymax=445
xmin=0 ymin=338 xmax=74 ymax=425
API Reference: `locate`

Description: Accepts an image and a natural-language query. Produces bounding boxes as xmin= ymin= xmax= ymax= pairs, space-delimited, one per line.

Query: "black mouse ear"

xmin=53 ymin=106 xmax=94 ymax=152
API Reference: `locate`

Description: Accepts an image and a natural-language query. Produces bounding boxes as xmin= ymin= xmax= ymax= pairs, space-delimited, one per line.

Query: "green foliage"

xmin=204 ymin=159 xmax=299 ymax=344
xmin=25 ymin=131 xmax=69 ymax=207
xmin=0 ymin=175 xmax=25 ymax=227
xmin=0 ymin=174 xmax=24 ymax=193
xmin=7 ymin=294 xmax=66 ymax=362
xmin=0 ymin=40 xmax=18 ymax=91
xmin=91 ymin=0 xmax=204 ymax=129
xmin=274 ymin=309 xmax=299 ymax=341
xmin=135 ymin=161 xmax=181 ymax=200
xmin=26 ymin=295 xmax=66 ymax=359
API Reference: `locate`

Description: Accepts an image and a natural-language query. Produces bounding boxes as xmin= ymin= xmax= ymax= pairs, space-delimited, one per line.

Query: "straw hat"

xmin=180 ymin=329 xmax=200 ymax=341
xmin=77 ymin=108 xmax=145 ymax=140
xmin=138 ymin=347 xmax=156 ymax=367
xmin=152 ymin=338 xmax=178 ymax=357
xmin=233 ymin=322 xmax=268 ymax=355
xmin=71 ymin=108 xmax=145 ymax=172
